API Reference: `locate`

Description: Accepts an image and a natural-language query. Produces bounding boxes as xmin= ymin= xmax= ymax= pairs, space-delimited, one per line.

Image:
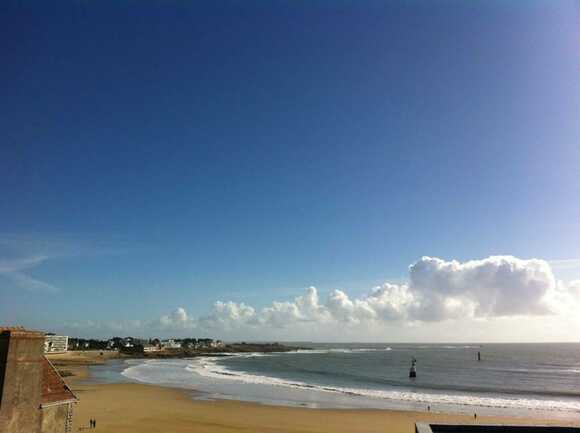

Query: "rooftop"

xmin=0 ymin=326 xmax=45 ymax=339
xmin=40 ymin=357 xmax=77 ymax=407
xmin=416 ymin=424 xmax=580 ymax=433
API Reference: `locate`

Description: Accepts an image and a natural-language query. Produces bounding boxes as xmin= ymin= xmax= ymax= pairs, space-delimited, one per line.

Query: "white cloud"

xmin=541 ymin=279 xmax=580 ymax=316
xmin=260 ymin=287 xmax=331 ymax=327
xmin=159 ymin=307 xmax=194 ymax=330
xmin=199 ymin=301 xmax=256 ymax=329
xmin=326 ymin=289 xmax=377 ymax=323
xmin=569 ymin=280 xmax=580 ymax=296
xmin=62 ymin=255 xmax=580 ymax=341
xmin=407 ymin=256 xmax=556 ymax=320
xmin=364 ymin=283 xmax=414 ymax=321
xmin=191 ymin=256 xmax=563 ymax=329
xmin=294 ymin=286 xmax=331 ymax=322
xmin=0 ymin=255 xmax=60 ymax=293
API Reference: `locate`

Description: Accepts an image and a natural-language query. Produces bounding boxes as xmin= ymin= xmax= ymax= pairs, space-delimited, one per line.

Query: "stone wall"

xmin=41 ymin=403 xmax=71 ymax=433
xmin=0 ymin=329 xmax=45 ymax=433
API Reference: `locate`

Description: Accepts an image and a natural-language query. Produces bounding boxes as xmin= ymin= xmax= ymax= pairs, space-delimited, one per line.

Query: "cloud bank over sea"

xmin=65 ymin=255 xmax=580 ymax=341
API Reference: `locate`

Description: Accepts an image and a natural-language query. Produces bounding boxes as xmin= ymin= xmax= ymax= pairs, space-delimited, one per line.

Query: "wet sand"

xmin=46 ymin=349 xmax=125 ymax=365
xmin=46 ymin=350 xmax=125 ymax=383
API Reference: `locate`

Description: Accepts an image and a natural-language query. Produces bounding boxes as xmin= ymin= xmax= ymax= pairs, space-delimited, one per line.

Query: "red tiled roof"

xmin=41 ymin=357 xmax=77 ymax=406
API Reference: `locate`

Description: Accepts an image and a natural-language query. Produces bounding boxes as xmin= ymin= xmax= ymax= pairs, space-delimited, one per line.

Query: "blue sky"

xmin=1 ymin=1 xmax=580 ymax=341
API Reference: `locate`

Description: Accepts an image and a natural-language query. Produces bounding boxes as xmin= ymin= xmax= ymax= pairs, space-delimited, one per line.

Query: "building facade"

xmin=0 ymin=327 xmax=76 ymax=433
xmin=161 ymin=339 xmax=181 ymax=349
xmin=44 ymin=335 xmax=68 ymax=354
xmin=143 ymin=345 xmax=161 ymax=352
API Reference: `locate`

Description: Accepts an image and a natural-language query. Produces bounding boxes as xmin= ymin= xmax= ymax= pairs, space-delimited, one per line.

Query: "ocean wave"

xmin=178 ymin=356 xmax=580 ymax=413
xmin=414 ymin=345 xmax=480 ymax=349
xmin=296 ymin=345 xmax=478 ymax=352
xmin=442 ymin=345 xmax=480 ymax=349
xmin=290 ymin=347 xmax=393 ymax=355
xmin=479 ymin=366 xmax=580 ymax=376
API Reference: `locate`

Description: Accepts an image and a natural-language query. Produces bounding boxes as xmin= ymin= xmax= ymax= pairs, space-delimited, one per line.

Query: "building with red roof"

xmin=0 ymin=327 xmax=77 ymax=433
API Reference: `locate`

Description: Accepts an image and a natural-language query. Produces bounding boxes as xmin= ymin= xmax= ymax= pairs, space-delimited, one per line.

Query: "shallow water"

xmin=92 ymin=343 xmax=580 ymax=419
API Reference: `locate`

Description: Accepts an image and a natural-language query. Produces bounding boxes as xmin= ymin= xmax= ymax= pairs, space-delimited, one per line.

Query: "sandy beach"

xmin=46 ymin=350 xmax=125 ymax=365
xmin=62 ymin=357 xmax=580 ymax=433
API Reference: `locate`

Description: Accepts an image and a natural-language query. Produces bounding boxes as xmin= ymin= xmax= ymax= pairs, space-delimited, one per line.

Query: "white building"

xmin=161 ymin=339 xmax=181 ymax=349
xmin=44 ymin=335 xmax=69 ymax=353
xmin=143 ymin=345 xmax=161 ymax=353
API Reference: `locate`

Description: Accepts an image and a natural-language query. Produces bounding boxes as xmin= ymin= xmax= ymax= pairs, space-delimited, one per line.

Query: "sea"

xmin=87 ymin=343 xmax=580 ymax=419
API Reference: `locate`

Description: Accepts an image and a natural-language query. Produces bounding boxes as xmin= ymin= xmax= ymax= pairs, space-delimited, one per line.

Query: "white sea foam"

xmin=121 ymin=353 xmax=580 ymax=415
xmin=416 ymin=345 xmax=480 ymax=349
xmin=181 ymin=356 xmax=580 ymax=413
xmin=290 ymin=347 xmax=393 ymax=355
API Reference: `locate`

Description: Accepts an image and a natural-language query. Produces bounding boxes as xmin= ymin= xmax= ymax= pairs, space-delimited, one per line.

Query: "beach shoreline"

xmin=68 ymin=381 xmax=580 ymax=433
xmin=59 ymin=356 xmax=580 ymax=433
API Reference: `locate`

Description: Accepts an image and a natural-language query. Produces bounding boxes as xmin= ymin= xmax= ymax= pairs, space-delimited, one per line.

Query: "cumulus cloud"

xmin=199 ymin=301 xmax=256 ymax=329
xmin=408 ymin=256 xmax=556 ymax=320
xmin=569 ymin=280 xmax=580 ymax=296
xmin=260 ymin=287 xmax=331 ymax=327
xmin=159 ymin=307 xmax=194 ymax=330
xmin=69 ymin=255 xmax=580 ymax=338
xmin=541 ymin=279 xmax=580 ymax=316
xmin=364 ymin=283 xmax=414 ymax=321
xmin=183 ymin=255 xmax=565 ymax=329
xmin=326 ymin=289 xmax=377 ymax=323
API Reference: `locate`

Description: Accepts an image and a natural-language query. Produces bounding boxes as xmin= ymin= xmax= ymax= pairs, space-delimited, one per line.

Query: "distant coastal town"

xmin=44 ymin=333 xmax=300 ymax=358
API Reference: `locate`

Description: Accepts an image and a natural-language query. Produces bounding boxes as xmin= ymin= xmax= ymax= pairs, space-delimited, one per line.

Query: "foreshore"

xmin=56 ymin=353 xmax=580 ymax=433
xmin=46 ymin=350 xmax=126 ymax=383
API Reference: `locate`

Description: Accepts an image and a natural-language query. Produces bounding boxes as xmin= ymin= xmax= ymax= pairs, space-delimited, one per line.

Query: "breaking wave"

xmin=121 ymin=353 xmax=580 ymax=414
xmin=184 ymin=356 xmax=580 ymax=413
xmin=290 ymin=347 xmax=393 ymax=354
